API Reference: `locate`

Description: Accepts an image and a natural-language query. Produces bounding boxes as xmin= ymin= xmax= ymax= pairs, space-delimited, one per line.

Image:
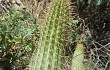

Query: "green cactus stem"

xmin=29 ymin=0 xmax=70 ymax=70
xmin=72 ymin=43 xmax=84 ymax=70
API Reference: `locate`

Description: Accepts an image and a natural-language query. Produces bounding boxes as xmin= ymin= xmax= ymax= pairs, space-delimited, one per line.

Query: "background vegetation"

xmin=0 ymin=0 xmax=110 ymax=70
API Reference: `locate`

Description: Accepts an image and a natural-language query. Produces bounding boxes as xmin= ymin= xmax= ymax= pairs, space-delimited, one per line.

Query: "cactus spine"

xmin=29 ymin=0 xmax=70 ymax=70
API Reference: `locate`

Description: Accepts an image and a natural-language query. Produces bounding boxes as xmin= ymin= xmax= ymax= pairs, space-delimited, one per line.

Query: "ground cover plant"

xmin=0 ymin=10 xmax=38 ymax=70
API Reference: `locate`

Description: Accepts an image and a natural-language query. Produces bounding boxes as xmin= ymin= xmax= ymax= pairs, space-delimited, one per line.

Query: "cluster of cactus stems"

xmin=29 ymin=0 xmax=86 ymax=70
xmin=29 ymin=0 xmax=70 ymax=70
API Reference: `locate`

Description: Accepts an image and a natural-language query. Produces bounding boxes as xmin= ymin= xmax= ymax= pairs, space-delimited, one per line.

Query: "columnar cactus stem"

xmin=29 ymin=0 xmax=70 ymax=70
xmin=72 ymin=44 xmax=84 ymax=70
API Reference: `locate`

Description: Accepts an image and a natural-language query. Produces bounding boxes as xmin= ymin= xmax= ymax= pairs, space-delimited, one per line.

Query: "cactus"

xmin=29 ymin=0 xmax=70 ymax=70
xmin=72 ymin=43 xmax=84 ymax=70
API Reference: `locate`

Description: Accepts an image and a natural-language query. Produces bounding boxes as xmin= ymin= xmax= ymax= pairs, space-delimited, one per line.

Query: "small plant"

xmin=0 ymin=10 xmax=38 ymax=69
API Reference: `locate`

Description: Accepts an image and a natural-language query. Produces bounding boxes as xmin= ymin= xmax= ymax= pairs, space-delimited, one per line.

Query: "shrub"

xmin=0 ymin=10 xmax=38 ymax=69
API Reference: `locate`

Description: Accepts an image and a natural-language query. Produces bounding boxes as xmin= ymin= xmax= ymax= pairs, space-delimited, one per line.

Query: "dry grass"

xmin=21 ymin=0 xmax=48 ymax=20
